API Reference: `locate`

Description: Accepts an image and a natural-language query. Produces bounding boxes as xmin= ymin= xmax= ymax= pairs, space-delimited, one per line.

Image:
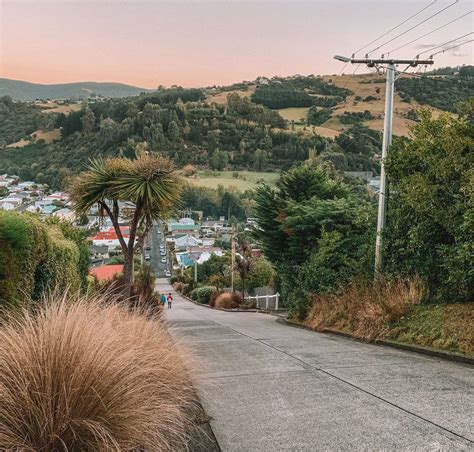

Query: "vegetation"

xmin=304 ymin=277 xmax=425 ymax=341
xmin=307 ymin=107 xmax=332 ymax=126
xmin=253 ymin=165 xmax=375 ymax=318
xmin=386 ymin=303 xmax=474 ymax=356
xmin=396 ymin=70 xmax=473 ymax=112
xmin=0 ymin=292 xmax=197 ymax=450
xmin=0 ymin=96 xmax=54 ymax=146
xmin=251 ymin=77 xmax=350 ymax=110
xmin=0 ymin=211 xmax=89 ymax=307
xmin=190 ymin=286 xmax=217 ymax=304
xmin=384 ymin=107 xmax=474 ymax=302
xmin=71 ymin=154 xmax=182 ymax=288
xmin=339 ymin=110 xmax=375 ymax=124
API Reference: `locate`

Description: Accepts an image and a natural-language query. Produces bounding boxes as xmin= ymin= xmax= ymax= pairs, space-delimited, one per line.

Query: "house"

xmin=53 ymin=208 xmax=76 ymax=222
xmin=89 ymin=226 xmax=130 ymax=248
xmin=0 ymin=197 xmax=22 ymax=210
xmin=89 ymin=264 xmax=124 ymax=281
xmin=167 ymin=220 xmax=201 ymax=235
xmin=174 ymin=234 xmax=202 ymax=250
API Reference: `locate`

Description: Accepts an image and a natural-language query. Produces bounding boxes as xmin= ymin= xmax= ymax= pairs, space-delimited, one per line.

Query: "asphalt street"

xmin=157 ymin=279 xmax=474 ymax=451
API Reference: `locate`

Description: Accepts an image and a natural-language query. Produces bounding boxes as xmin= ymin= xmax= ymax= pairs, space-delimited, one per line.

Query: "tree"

xmin=385 ymin=107 xmax=474 ymax=302
xmin=81 ymin=106 xmax=96 ymax=134
xmin=234 ymin=241 xmax=255 ymax=300
xmin=168 ymin=120 xmax=180 ymax=142
xmin=253 ymin=149 xmax=268 ymax=171
xmin=71 ymin=154 xmax=182 ymax=290
xmin=210 ymin=149 xmax=228 ymax=171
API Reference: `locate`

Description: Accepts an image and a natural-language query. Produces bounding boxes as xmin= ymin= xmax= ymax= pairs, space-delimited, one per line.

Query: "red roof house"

xmin=89 ymin=264 xmax=124 ymax=281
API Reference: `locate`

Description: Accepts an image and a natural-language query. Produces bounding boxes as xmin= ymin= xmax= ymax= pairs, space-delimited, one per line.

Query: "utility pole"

xmin=231 ymin=225 xmax=235 ymax=292
xmin=334 ymin=56 xmax=433 ymax=276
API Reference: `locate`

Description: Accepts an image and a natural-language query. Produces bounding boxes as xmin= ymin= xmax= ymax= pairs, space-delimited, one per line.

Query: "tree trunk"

xmin=122 ymin=246 xmax=135 ymax=297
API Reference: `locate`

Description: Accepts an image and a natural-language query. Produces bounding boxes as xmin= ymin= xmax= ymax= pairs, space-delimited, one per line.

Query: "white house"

xmin=175 ymin=234 xmax=202 ymax=250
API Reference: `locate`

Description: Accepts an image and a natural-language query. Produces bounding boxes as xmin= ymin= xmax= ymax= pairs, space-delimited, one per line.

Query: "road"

xmin=145 ymin=224 xmax=170 ymax=278
xmin=156 ymin=279 xmax=474 ymax=451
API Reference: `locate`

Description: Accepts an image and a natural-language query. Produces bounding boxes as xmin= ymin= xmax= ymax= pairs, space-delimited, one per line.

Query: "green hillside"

xmin=0 ymin=78 xmax=152 ymax=101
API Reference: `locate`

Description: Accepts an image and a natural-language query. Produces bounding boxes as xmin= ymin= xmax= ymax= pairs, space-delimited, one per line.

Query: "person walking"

xmin=167 ymin=293 xmax=173 ymax=309
xmin=161 ymin=294 xmax=166 ymax=306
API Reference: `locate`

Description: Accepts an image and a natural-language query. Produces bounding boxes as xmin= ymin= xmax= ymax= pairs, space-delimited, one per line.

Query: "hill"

xmin=0 ymin=69 xmax=471 ymax=189
xmin=0 ymin=78 xmax=152 ymax=101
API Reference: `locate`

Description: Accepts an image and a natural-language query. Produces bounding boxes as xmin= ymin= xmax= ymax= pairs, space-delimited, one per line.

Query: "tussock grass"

xmin=210 ymin=291 xmax=242 ymax=309
xmin=0 ymin=293 xmax=196 ymax=451
xmin=304 ymin=277 xmax=425 ymax=341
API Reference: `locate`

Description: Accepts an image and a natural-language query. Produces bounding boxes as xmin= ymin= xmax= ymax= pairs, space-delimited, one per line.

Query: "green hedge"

xmin=0 ymin=211 xmax=89 ymax=307
xmin=190 ymin=286 xmax=217 ymax=304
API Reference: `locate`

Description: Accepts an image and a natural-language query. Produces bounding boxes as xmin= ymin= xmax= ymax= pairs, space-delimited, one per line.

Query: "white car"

xmin=159 ymin=244 xmax=165 ymax=249
xmin=160 ymin=250 xmax=166 ymax=256
xmin=144 ymin=254 xmax=151 ymax=261
xmin=165 ymin=270 xmax=171 ymax=277
xmin=161 ymin=257 xmax=167 ymax=263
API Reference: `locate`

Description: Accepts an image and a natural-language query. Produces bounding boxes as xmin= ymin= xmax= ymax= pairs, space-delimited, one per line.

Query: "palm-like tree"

xmin=71 ymin=154 xmax=182 ymax=289
xmin=234 ymin=241 xmax=254 ymax=302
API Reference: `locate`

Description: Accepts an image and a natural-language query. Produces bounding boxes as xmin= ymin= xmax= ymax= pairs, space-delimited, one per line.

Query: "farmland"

xmin=185 ymin=170 xmax=280 ymax=191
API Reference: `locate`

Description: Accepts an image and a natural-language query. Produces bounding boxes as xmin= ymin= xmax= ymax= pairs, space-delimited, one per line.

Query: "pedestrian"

xmin=161 ymin=294 xmax=166 ymax=306
xmin=167 ymin=292 xmax=173 ymax=309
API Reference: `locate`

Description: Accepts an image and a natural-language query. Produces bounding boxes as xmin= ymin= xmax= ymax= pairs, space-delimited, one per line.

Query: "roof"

xmin=89 ymin=265 xmax=124 ymax=280
xmin=168 ymin=224 xmax=200 ymax=231
xmin=90 ymin=227 xmax=129 ymax=241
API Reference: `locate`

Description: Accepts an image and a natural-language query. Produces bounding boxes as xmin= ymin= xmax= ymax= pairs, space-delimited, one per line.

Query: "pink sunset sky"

xmin=0 ymin=0 xmax=472 ymax=88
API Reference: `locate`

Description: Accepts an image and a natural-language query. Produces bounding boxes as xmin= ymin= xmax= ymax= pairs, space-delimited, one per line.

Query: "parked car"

xmin=161 ymin=257 xmax=167 ymax=263
xmin=145 ymin=245 xmax=151 ymax=250
xmin=165 ymin=270 xmax=171 ymax=277
xmin=144 ymin=254 xmax=151 ymax=261
xmin=159 ymin=244 xmax=165 ymax=249
xmin=160 ymin=250 xmax=166 ymax=256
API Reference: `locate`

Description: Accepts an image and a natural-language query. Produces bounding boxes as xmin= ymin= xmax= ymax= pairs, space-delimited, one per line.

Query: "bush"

xmin=304 ymin=277 xmax=425 ymax=341
xmin=0 ymin=293 xmax=196 ymax=450
xmin=209 ymin=291 xmax=242 ymax=309
xmin=173 ymin=281 xmax=183 ymax=292
xmin=190 ymin=286 xmax=217 ymax=304
xmin=182 ymin=283 xmax=192 ymax=295
xmin=0 ymin=211 xmax=88 ymax=308
xmin=182 ymin=164 xmax=197 ymax=177
xmin=169 ymin=276 xmax=178 ymax=285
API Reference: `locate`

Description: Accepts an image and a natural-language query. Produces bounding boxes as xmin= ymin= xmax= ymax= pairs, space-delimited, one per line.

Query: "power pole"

xmin=334 ymin=56 xmax=434 ymax=276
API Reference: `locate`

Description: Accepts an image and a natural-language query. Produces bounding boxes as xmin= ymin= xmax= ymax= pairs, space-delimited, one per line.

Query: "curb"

xmin=277 ymin=318 xmax=474 ymax=366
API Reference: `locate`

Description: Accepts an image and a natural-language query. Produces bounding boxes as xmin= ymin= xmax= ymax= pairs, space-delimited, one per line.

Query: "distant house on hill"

xmin=175 ymin=234 xmax=202 ymax=250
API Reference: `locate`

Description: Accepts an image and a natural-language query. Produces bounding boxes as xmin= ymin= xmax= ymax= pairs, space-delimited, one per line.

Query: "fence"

xmin=247 ymin=293 xmax=280 ymax=311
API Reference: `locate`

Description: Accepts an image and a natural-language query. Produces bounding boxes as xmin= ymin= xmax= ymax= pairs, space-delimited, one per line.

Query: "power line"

xmin=352 ymin=0 xmax=437 ymax=57
xmin=383 ymin=10 xmax=473 ymax=57
xmin=429 ymin=38 xmax=474 ymax=57
xmin=416 ymin=32 xmax=473 ymax=57
xmin=366 ymin=0 xmax=460 ymax=57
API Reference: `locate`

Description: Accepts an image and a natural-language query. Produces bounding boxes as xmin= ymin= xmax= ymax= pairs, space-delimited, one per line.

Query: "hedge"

xmin=190 ymin=286 xmax=217 ymax=304
xmin=0 ymin=211 xmax=89 ymax=307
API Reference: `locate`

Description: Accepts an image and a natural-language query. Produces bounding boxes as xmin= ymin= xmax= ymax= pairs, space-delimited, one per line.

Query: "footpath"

xmin=157 ymin=279 xmax=473 ymax=451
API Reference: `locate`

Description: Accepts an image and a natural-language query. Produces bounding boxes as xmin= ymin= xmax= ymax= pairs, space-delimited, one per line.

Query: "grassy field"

xmin=185 ymin=170 xmax=280 ymax=191
xmin=277 ymin=107 xmax=309 ymax=122
xmin=7 ymin=128 xmax=61 ymax=148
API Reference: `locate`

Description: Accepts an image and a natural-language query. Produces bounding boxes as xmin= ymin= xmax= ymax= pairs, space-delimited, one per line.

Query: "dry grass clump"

xmin=209 ymin=291 xmax=242 ymax=309
xmin=0 ymin=293 xmax=196 ymax=451
xmin=304 ymin=277 xmax=425 ymax=341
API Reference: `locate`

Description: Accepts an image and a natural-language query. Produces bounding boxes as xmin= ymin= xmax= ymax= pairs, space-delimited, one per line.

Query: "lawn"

xmin=186 ymin=170 xmax=280 ymax=191
xmin=277 ymin=107 xmax=309 ymax=122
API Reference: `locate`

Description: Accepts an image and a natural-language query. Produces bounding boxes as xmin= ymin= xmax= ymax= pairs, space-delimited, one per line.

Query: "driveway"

xmin=156 ymin=279 xmax=474 ymax=451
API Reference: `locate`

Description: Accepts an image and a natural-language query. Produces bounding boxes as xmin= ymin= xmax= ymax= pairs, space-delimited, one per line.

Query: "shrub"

xmin=182 ymin=283 xmax=192 ymax=295
xmin=190 ymin=286 xmax=217 ymax=304
xmin=182 ymin=164 xmax=197 ymax=177
xmin=209 ymin=291 xmax=242 ymax=309
xmin=304 ymin=276 xmax=425 ymax=341
xmin=0 ymin=211 xmax=87 ymax=307
xmin=173 ymin=281 xmax=183 ymax=292
xmin=169 ymin=275 xmax=178 ymax=285
xmin=0 ymin=293 xmax=196 ymax=450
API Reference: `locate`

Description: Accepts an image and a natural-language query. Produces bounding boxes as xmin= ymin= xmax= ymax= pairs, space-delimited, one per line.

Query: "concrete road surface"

xmin=156 ymin=279 xmax=474 ymax=451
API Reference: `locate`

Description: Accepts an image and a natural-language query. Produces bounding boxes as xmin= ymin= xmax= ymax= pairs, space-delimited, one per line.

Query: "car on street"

xmin=161 ymin=257 xmax=167 ymax=263
xmin=144 ymin=254 xmax=151 ymax=261
xmin=159 ymin=244 xmax=164 ymax=249
xmin=145 ymin=245 xmax=151 ymax=250
xmin=165 ymin=270 xmax=171 ymax=277
xmin=160 ymin=250 xmax=166 ymax=256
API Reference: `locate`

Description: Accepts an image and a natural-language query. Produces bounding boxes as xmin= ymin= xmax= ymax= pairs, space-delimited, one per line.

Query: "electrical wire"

xmin=352 ymin=0 xmax=437 ymax=57
xmin=366 ymin=0 xmax=460 ymax=57
xmin=383 ymin=10 xmax=473 ymax=57
xmin=428 ymin=38 xmax=474 ymax=57
xmin=416 ymin=32 xmax=473 ymax=57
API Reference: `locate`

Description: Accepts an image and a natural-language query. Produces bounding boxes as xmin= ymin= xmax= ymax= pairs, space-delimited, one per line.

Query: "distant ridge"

xmin=0 ymin=78 xmax=153 ymax=101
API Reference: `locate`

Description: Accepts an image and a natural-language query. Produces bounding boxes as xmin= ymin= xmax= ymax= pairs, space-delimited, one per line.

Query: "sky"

xmin=0 ymin=0 xmax=472 ymax=88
